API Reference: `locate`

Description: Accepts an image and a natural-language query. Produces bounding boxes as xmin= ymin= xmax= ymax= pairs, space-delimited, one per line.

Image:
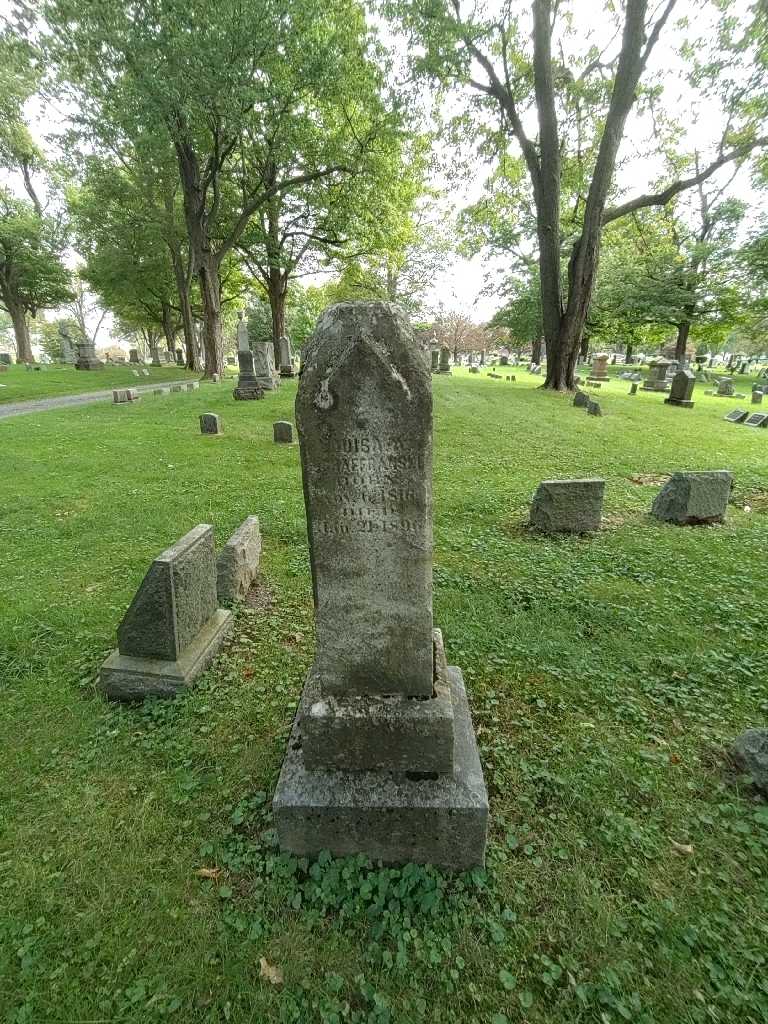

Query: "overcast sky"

xmin=2 ymin=0 xmax=761 ymax=341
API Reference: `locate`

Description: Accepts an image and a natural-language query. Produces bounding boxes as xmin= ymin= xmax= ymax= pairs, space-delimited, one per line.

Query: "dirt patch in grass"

xmin=628 ymin=473 xmax=668 ymax=486
xmin=245 ymin=576 xmax=275 ymax=612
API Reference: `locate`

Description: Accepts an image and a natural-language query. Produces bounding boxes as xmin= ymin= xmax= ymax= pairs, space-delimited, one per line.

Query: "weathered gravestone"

xmin=233 ymin=349 xmax=263 ymax=401
xmin=587 ymin=353 xmax=610 ymax=382
xmin=469 ymin=365 xmax=480 ymax=374
xmin=273 ymin=301 xmax=488 ymax=869
xmin=530 ymin=479 xmax=605 ymax=533
xmin=151 ymin=347 xmax=162 ymax=367
xmin=724 ymin=408 xmax=749 ymax=423
xmin=587 ymin=400 xmax=602 ymax=416
xmin=199 ymin=413 xmax=222 ymax=434
xmin=129 ymin=348 xmax=140 ymax=364
xmin=730 ymin=729 xmax=768 ymax=795
xmin=751 ymin=389 xmax=764 ymax=405
xmin=438 ymin=345 xmax=452 ymax=374
xmin=100 ymin=525 xmax=233 ymax=700
xmin=430 ymin=349 xmax=439 ymax=373
xmin=187 ymin=381 xmax=199 ymax=392
xmin=273 ymin=420 xmax=293 ymax=443
xmin=278 ymin=335 xmax=295 ymax=377
xmin=665 ymin=369 xmax=696 ymax=408
xmin=170 ymin=383 xmax=184 ymax=393
xmin=744 ymin=412 xmax=768 ymax=428
xmin=74 ymin=339 xmax=103 ymax=370
xmin=651 ymin=471 xmax=732 ymax=525
xmin=175 ymin=349 xmax=184 ymax=366
xmin=59 ymin=324 xmax=75 ymax=364
xmin=573 ymin=390 xmax=589 ymax=408
xmin=216 ymin=516 xmax=261 ymax=604
xmin=641 ymin=358 xmax=671 ymax=392
xmin=0 ymin=352 xmax=12 ymax=365
xmin=629 ymin=382 xmax=639 ymax=395
xmin=112 ymin=389 xmax=140 ymax=404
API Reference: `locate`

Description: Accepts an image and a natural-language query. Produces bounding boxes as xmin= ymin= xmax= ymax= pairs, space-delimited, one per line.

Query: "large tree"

xmin=43 ymin=0 xmax=400 ymax=378
xmin=390 ymin=0 xmax=768 ymax=389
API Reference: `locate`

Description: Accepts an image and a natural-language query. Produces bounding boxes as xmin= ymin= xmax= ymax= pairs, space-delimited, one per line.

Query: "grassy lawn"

xmin=0 ymin=362 xmax=206 ymax=403
xmin=1 ymin=368 xmax=766 ymax=1024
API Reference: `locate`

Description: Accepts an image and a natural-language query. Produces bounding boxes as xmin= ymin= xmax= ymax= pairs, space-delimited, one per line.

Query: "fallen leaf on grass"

xmin=195 ymin=867 xmax=222 ymax=879
xmin=259 ymin=957 xmax=284 ymax=985
xmin=671 ymin=840 xmax=694 ymax=856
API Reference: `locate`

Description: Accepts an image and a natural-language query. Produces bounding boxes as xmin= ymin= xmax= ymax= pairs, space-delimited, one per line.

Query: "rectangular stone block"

xmin=530 ymin=478 xmax=605 ymax=533
xmin=300 ymin=631 xmax=454 ymax=773
xmin=117 ymin=524 xmax=219 ymax=660
xmin=216 ymin=516 xmax=261 ymax=603
xmin=651 ymin=470 xmax=732 ymax=525
xmin=200 ymin=413 xmax=222 ymax=434
xmin=273 ymin=666 xmax=488 ymax=871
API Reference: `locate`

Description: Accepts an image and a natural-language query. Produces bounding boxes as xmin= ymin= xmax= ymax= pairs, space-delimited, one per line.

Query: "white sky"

xmin=1 ymin=0 xmax=763 ymax=342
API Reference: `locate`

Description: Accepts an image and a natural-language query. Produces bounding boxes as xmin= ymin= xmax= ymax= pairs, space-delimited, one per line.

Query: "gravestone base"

xmin=274 ymin=666 xmax=488 ymax=871
xmin=233 ymin=383 xmax=264 ymax=401
xmin=100 ymin=608 xmax=232 ymax=701
xmin=300 ymin=632 xmax=455 ymax=774
xmin=664 ymin=396 xmax=694 ymax=408
xmin=279 ymin=365 xmax=295 ymax=378
xmin=640 ymin=382 xmax=670 ymax=392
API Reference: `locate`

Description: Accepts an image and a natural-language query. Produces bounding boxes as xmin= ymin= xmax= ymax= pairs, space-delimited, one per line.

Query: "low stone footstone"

xmin=744 ymin=412 xmax=768 ymax=428
xmin=273 ymin=301 xmax=488 ymax=870
xmin=273 ymin=420 xmax=293 ymax=443
xmin=530 ymin=479 xmax=605 ymax=533
xmin=587 ymin=400 xmax=602 ymax=416
xmin=187 ymin=381 xmax=199 ymax=392
xmin=131 ymin=369 xmax=140 ymax=377
xmin=140 ymin=368 xmax=150 ymax=377
xmin=588 ymin=381 xmax=602 ymax=389
xmin=730 ymin=729 xmax=768 ymax=794
xmin=170 ymin=384 xmax=184 ymax=393
xmin=113 ymin=389 xmax=140 ymax=403
xmin=74 ymin=340 xmax=103 ymax=370
xmin=573 ymin=391 xmax=589 ymax=408
xmin=724 ymin=408 xmax=748 ymax=423
xmin=216 ymin=515 xmax=261 ymax=604
xmin=587 ymin=352 xmax=609 ymax=382
xmin=200 ymin=413 xmax=222 ymax=434
xmin=651 ymin=471 xmax=732 ymax=525
xmin=100 ymin=524 xmax=233 ymax=700
xmin=664 ymin=369 xmax=695 ymax=408
xmin=211 ymin=372 xmax=220 ymax=384
xmin=752 ymin=389 xmax=763 ymax=404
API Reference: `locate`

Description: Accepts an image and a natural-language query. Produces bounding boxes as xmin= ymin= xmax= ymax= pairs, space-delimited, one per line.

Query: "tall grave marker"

xmin=273 ymin=302 xmax=488 ymax=869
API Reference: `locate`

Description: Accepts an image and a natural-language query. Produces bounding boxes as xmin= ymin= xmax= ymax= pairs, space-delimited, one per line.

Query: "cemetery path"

xmin=0 ymin=381 xmax=192 ymax=420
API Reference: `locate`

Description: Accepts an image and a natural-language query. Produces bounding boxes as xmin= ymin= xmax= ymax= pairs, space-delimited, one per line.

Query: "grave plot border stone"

xmin=216 ymin=515 xmax=261 ymax=604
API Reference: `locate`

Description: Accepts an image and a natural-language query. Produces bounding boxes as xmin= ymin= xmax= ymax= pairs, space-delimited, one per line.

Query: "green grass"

xmin=0 ymin=362 xmax=205 ymax=402
xmin=1 ymin=368 xmax=767 ymax=1024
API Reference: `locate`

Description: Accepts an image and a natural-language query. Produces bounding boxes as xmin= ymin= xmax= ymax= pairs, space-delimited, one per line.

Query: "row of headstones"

xmin=723 ymin=408 xmax=768 ymax=428
xmin=199 ymin=414 xmax=293 ymax=443
xmin=113 ymin=381 xmax=200 ymax=403
xmin=100 ymin=517 xmax=261 ymax=701
xmin=530 ymin=471 xmax=733 ymax=533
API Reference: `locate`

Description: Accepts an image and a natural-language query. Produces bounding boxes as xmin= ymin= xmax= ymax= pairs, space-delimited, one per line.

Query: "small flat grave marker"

xmin=724 ymin=408 xmax=748 ymax=423
xmin=744 ymin=412 xmax=768 ymax=428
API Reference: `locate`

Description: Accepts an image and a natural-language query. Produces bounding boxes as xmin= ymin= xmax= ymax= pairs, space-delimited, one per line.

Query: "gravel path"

xmin=0 ymin=380 xmax=193 ymax=420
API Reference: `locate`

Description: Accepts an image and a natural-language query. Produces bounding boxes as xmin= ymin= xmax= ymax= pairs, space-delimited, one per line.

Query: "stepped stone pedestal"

xmin=273 ymin=301 xmax=488 ymax=870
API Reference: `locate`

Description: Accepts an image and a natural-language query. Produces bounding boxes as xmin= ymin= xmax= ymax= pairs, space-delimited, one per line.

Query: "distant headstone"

xmin=233 ymin=349 xmax=263 ymax=401
xmin=744 ymin=412 xmax=768 ymax=428
xmin=587 ymin=400 xmax=602 ymax=416
xmin=751 ymin=389 xmax=763 ymax=405
xmin=500 ymin=354 xmax=509 ymax=366
xmin=100 ymin=524 xmax=233 ymax=700
xmin=629 ymin=382 xmax=638 ymax=395
xmin=211 ymin=372 xmax=220 ymax=384
xmin=175 ymin=349 xmax=185 ymax=366
xmin=170 ymin=384 xmax=184 ymax=394
xmin=724 ymin=408 xmax=748 ymax=423
xmin=273 ymin=301 xmax=488 ymax=870
xmin=129 ymin=348 xmax=140 ymax=364
xmin=113 ymin=389 xmax=140 ymax=404
xmin=438 ymin=345 xmax=452 ymax=374
xmin=573 ymin=391 xmax=589 ymax=408
xmin=430 ymin=349 xmax=439 ymax=373
xmin=236 ymin=310 xmax=250 ymax=352
xmin=153 ymin=388 xmax=169 ymax=396
xmin=131 ymin=369 xmax=140 ymax=377
xmin=587 ymin=353 xmax=609 ymax=382
xmin=588 ymin=381 xmax=602 ymax=389
xmin=58 ymin=324 xmax=75 ymax=364
xmin=199 ymin=413 xmax=221 ymax=434
xmin=469 ymin=365 xmax=480 ymax=374
xmin=151 ymin=347 xmax=162 ymax=367
xmin=187 ymin=381 xmax=199 ymax=392
xmin=664 ymin=368 xmax=695 ymax=408
xmin=0 ymin=353 xmax=12 ymax=365
xmin=216 ymin=516 xmax=261 ymax=604
xmin=715 ymin=378 xmax=735 ymax=397
xmin=730 ymin=729 xmax=768 ymax=795
xmin=530 ymin=479 xmax=605 ymax=533
xmin=252 ymin=336 xmax=279 ymax=390
xmin=140 ymin=368 xmax=150 ymax=377
xmin=273 ymin=420 xmax=293 ymax=443
xmin=641 ymin=359 xmax=671 ymax=392
xmin=278 ymin=335 xmax=295 ymax=377
xmin=651 ymin=471 xmax=732 ymax=525
xmin=74 ymin=339 xmax=104 ymax=371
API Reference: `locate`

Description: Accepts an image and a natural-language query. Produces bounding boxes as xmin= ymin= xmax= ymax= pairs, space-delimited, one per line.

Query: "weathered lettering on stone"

xmin=297 ymin=302 xmax=433 ymax=696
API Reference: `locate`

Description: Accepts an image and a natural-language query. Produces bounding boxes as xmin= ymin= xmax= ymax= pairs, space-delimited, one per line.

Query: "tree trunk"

xmin=169 ymin=245 xmax=198 ymax=369
xmin=625 ymin=340 xmax=633 ymax=364
xmin=532 ymin=336 xmax=543 ymax=365
xmin=198 ymin=255 xmax=223 ymax=378
xmin=161 ymin=302 xmax=176 ymax=353
xmin=480 ymin=350 xmax=485 ymax=365
xmin=8 ymin=300 xmax=33 ymax=363
xmin=675 ymin=321 xmax=691 ymax=364
xmin=267 ymin=267 xmax=286 ymax=367
xmin=580 ymin=335 xmax=589 ymax=361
